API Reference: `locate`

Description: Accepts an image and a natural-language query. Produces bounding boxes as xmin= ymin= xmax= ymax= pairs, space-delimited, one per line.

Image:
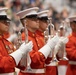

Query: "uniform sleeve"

xmin=30 ymin=50 xmax=45 ymax=67
xmin=0 ymin=53 xmax=16 ymax=70
xmin=66 ymin=39 xmax=76 ymax=60
xmin=17 ymin=50 xmax=46 ymax=69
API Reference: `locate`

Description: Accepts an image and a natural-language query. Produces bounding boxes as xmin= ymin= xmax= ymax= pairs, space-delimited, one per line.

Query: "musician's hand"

xmin=54 ymin=41 xmax=64 ymax=58
xmin=38 ymin=35 xmax=59 ymax=58
xmin=55 ymin=37 xmax=68 ymax=58
xmin=7 ymin=33 xmax=17 ymax=42
xmin=19 ymin=41 xmax=33 ymax=53
xmin=38 ymin=34 xmax=59 ymax=59
xmin=10 ymin=41 xmax=33 ymax=65
xmin=59 ymin=37 xmax=68 ymax=44
xmin=47 ymin=34 xmax=59 ymax=50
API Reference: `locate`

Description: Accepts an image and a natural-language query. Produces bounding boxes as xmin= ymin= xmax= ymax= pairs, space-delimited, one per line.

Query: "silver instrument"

xmin=61 ymin=21 xmax=68 ymax=60
xmin=24 ymin=20 xmax=28 ymax=43
xmin=24 ymin=20 xmax=32 ymax=71
xmin=44 ymin=18 xmax=55 ymax=43
xmin=19 ymin=20 xmax=32 ymax=71
xmin=48 ymin=18 xmax=59 ymax=64
xmin=16 ymin=31 xmax=22 ymax=49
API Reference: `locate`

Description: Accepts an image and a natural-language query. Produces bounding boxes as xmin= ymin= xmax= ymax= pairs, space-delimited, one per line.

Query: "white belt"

xmin=0 ymin=72 xmax=14 ymax=75
xmin=46 ymin=62 xmax=58 ymax=66
xmin=58 ymin=66 xmax=67 ymax=75
xmin=21 ymin=68 xmax=45 ymax=73
xmin=69 ymin=61 xmax=76 ymax=65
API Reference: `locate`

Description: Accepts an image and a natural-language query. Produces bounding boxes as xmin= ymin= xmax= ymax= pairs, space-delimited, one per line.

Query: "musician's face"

xmin=59 ymin=29 xmax=65 ymax=36
xmin=39 ymin=20 xmax=48 ymax=32
xmin=70 ymin=22 xmax=76 ymax=32
xmin=0 ymin=20 xmax=10 ymax=34
xmin=25 ymin=18 xmax=39 ymax=31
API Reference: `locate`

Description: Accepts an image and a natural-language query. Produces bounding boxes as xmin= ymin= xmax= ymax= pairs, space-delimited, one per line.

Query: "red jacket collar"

xmin=28 ymin=30 xmax=36 ymax=37
xmin=36 ymin=30 xmax=44 ymax=37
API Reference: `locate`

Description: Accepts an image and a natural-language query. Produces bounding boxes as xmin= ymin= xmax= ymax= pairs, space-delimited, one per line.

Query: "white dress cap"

xmin=0 ymin=7 xmax=10 ymax=20
xmin=16 ymin=7 xmax=39 ymax=19
xmin=37 ymin=10 xmax=49 ymax=18
xmin=68 ymin=16 xmax=76 ymax=22
xmin=59 ymin=25 xmax=64 ymax=29
xmin=0 ymin=7 xmax=8 ymax=16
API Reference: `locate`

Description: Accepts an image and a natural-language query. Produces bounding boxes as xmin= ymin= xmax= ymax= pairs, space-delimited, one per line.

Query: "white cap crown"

xmin=38 ymin=10 xmax=49 ymax=18
xmin=16 ymin=7 xmax=39 ymax=19
xmin=68 ymin=16 xmax=76 ymax=22
xmin=0 ymin=7 xmax=8 ymax=16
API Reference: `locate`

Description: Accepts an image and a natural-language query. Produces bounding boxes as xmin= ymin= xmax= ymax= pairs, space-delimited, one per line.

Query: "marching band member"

xmin=66 ymin=16 xmax=76 ymax=75
xmin=37 ymin=10 xmax=58 ymax=75
xmin=0 ymin=7 xmax=33 ymax=75
xmin=54 ymin=35 xmax=68 ymax=75
xmin=54 ymin=18 xmax=75 ymax=75
xmin=45 ymin=20 xmax=58 ymax=75
xmin=36 ymin=10 xmax=49 ymax=50
xmin=56 ymin=25 xmax=69 ymax=75
xmin=17 ymin=7 xmax=59 ymax=75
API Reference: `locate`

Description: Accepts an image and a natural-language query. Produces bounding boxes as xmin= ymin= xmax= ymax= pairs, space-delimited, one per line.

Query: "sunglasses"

xmin=40 ymin=19 xmax=48 ymax=23
xmin=0 ymin=21 xmax=10 ymax=25
xmin=29 ymin=17 xmax=39 ymax=21
xmin=70 ymin=21 xmax=76 ymax=24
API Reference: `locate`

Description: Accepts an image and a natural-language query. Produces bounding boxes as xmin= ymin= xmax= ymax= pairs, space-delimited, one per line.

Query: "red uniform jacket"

xmin=0 ymin=35 xmax=16 ymax=73
xmin=36 ymin=30 xmax=56 ymax=75
xmin=36 ymin=30 xmax=45 ymax=48
xmin=66 ymin=32 xmax=76 ymax=75
xmin=19 ymin=30 xmax=45 ymax=75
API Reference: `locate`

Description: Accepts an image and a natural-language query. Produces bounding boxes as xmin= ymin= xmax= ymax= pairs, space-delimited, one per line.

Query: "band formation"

xmin=0 ymin=4 xmax=76 ymax=75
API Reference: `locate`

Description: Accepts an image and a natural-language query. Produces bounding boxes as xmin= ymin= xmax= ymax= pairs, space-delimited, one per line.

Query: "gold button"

xmin=33 ymin=34 xmax=35 ymax=36
xmin=0 ymin=36 xmax=2 ymax=38
xmin=10 ymin=57 xmax=13 ymax=62
xmin=10 ymin=56 xmax=13 ymax=59
xmin=42 ymin=33 xmax=44 ymax=36
xmin=40 ymin=53 xmax=43 ymax=56
xmin=38 ymin=44 xmax=40 ymax=47
xmin=36 ymin=39 xmax=38 ymax=41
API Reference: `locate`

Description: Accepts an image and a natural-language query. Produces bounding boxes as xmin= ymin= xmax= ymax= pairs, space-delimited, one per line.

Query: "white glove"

xmin=55 ymin=37 xmax=68 ymax=58
xmin=7 ymin=33 xmax=17 ymax=42
xmin=10 ymin=41 xmax=33 ymax=65
xmin=19 ymin=41 xmax=33 ymax=53
xmin=47 ymin=34 xmax=59 ymax=50
xmin=39 ymin=35 xmax=59 ymax=58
